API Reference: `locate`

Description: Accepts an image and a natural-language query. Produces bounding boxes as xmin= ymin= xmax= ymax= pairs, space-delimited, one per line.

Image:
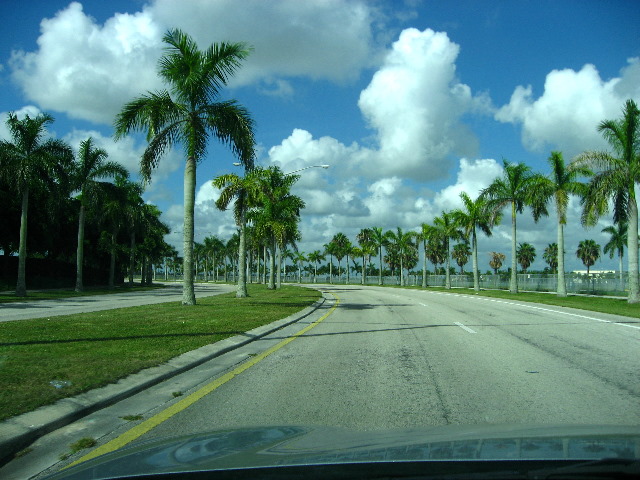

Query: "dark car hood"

xmin=47 ymin=424 xmax=640 ymax=479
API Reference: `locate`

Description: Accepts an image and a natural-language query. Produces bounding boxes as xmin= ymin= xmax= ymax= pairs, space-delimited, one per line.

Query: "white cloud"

xmin=433 ymin=158 xmax=503 ymax=211
xmin=496 ymin=58 xmax=640 ymax=157
xmin=0 ymin=105 xmax=43 ymax=140
xmin=149 ymin=0 xmax=377 ymax=85
xmin=357 ymin=28 xmax=488 ymax=181
xmin=10 ymin=2 xmax=162 ymax=124
xmin=9 ymin=0 xmax=379 ymax=125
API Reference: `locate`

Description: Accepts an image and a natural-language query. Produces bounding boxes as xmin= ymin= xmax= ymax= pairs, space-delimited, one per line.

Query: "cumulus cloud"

xmin=8 ymin=0 xmax=379 ymax=125
xmin=496 ymin=58 xmax=640 ymax=157
xmin=10 ymin=2 xmax=162 ymax=124
xmin=357 ymin=28 xmax=489 ymax=181
xmin=433 ymin=158 xmax=503 ymax=211
xmin=150 ymin=0 xmax=377 ymax=85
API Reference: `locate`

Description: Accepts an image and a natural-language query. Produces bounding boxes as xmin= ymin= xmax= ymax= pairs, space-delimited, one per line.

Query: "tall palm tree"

xmin=370 ymin=227 xmax=386 ymax=285
xmin=293 ymin=252 xmax=306 ymax=283
xmin=72 ymin=138 xmax=128 ymax=292
xmin=114 ymin=29 xmax=255 ymax=305
xmin=330 ymin=232 xmax=350 ymax=281
xmin=384 ymin=227 xmax=415 ymax=286
xmin=573 ymin=100 xmax=640 ymax=303
xmin=576 ymin=239 xmax=601 ymax=275
xmin=213 ymin=168 xmax=263 ymax=297
xmin=307 ymin=250 xmax=325 ymax=283
xmin=250 ymin=167 xmax=304 ymax=290
xmin=452 ymin=192 xmax=499 ymax=292
xmin=602 ymin=222 xmax=627 ymax=288
xmin=489 ymin=252 xmax=506 ymax=274
xmin=0 ymin=112 xmax=73 ymax=296
xmin=543 ymin=243 xmax=559 ymax=273
xmin=452 ymin=242 xmax=472 ymax=274
xmin=516 ymin=242 xmax=536 ymax=273
xmin=530 ymin=151 xmax=590 ymax=296
xmin=481 ymin=160 xmax=538 ymax=293
xmin=432 ymin=211 xmax=462 ymax=289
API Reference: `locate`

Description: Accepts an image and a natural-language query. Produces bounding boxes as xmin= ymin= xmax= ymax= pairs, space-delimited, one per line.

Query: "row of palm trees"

xmin=0 ymin=112 xmax=171 ymax=295
xmin=307 ymin=99 xmax=639 ymax=303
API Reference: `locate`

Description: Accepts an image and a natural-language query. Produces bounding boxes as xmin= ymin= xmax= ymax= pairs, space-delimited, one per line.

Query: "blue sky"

xmin=1 ymin=0 xmax=639 ymax=272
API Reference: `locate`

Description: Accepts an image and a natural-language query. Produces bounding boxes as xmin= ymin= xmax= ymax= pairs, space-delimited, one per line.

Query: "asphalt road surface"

xmin=0 ymin=283 xmax=236 ymax=321
xmin=7 ymin=284 xmax=640 ymax=479
xmin=139 ymin=284 xmax=640 ymax=439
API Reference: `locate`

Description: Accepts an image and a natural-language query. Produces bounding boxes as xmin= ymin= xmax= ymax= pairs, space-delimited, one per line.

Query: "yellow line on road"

xmin=68 ymin=293 xmax=339 ymax=468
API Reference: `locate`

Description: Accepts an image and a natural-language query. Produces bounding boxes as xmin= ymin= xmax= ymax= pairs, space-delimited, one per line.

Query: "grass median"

xmin=0 ymin=284 xmax=321 ymax=422
xmin=386 ymin=284 xmax=640 ymax=318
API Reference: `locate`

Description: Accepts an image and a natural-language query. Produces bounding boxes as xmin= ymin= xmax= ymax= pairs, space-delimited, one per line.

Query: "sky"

xmin=1 ymin=0 xmax=639 ymax=273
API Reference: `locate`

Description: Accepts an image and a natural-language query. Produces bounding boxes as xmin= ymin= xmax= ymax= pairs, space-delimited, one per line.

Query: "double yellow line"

xmin=69 ymin=292 xmax=339 ymax=468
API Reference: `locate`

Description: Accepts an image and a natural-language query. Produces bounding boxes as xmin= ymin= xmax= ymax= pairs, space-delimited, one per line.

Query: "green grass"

xmin=388 ymin=284 xmax=640 ymax=318
xmin=0 ymin=284 xmax=164 ymax=303
xmin=0 ymin=284 xmax=320 ymax=421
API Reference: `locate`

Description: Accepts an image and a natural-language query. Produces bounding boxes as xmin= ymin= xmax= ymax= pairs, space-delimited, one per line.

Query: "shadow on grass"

xmin=0 ymin=330 xmax=248 ymax=347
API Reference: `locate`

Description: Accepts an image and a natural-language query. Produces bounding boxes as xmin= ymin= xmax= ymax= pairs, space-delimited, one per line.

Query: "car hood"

xmin=47 ymin=424 xmax=640 ymax=479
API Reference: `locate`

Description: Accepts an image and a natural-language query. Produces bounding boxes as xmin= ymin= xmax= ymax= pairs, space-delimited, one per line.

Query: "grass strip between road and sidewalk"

xmin=0 ymin=284 xmax=321 ymax=422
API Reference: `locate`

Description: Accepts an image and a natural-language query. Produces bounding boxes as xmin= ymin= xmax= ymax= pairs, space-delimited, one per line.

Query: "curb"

xmin=0 ymin=294 xmax=327 ymax=466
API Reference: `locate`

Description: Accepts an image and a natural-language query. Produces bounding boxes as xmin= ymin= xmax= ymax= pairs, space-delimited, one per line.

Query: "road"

xmin=0 ymin=283 xmax=236 ymax=321
xmin=5 ymin=284 xmax=640 ymax=479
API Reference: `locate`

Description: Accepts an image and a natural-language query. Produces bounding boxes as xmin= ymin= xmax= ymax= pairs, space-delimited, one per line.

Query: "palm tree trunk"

xmin=627 ymin=197 xmax=639 ymax=303
xmin=445 ymin=240 xmax=451 ymax=289
xmin=236 ymin=210 xmax=248 ymax=298
xmin=109 ymin=231 xmax=116 ymax=289
xmin=329 ymin=255 xmax=333 ymax=284
xmin=16 ymin=188 xmax=29 ymax=297
xmin=400 ymin=255 xmax=404 ymax=286
xmin=510 ymin=201 xmax=518 ymax=293
xmin=378 ymin=246 xmax=383 ymax=285
xmin=472 ymin=229 xmax=479 ymax=292
xmin=276 ymin=244 xmax=282 ymax=289
xmin=422 ymin=240 xmax=427 ymax=288
xmin=619 ymin=252 xmax=624 ymax=292
xmin=346 ymin=253 xmax=350 ymax=284
xmin=75 ymin=203 xmax=86 ymax=292
xmin=182 ymin=156 xmax=197 ymax=305
xmin=557 ymin=220 xmax=567 ymax=297
xmin=268 ymin=240 xmax=276 ymax=289
xmin=128 ymin=230 xmax=135 ymax=286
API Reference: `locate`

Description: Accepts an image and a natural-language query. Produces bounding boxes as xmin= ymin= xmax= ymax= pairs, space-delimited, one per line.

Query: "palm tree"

xmin=370 ymin=227 xmax=386 ymax=285
xmin=543 ymin=243 xmax=559 ymax=273
xmin=489 ymin=252 xmax=506 ymax=274
xmin=114 ymin=29 xmax=255 ymax=305
xmin=573 ymin=100 xmax=640 ymax=303
xmin=72 ymin=138 xmax=128 ymax=292
xmin=576 ymin=239 xmax=601 ymax=275
xmin=213 ymin=168 xmax=264 ymax=297
xmin=0 ymin=112 xmax=73 ymax=296
xmin=307 ymin=250 xmax=325 ymax=283
xmin=426 ymin=233 xmax=447 ymax=276
xmin=330 ymin=233 xmax=350 ymax=281
xmin=293 ymin=252 xmax=306 ymax=283
xmin=384 ymin=227 xmax=415 ymax=286
xmin=452 ymin=192 xmax=499 ymax=292
xmin=530 ymin=151 xmax=590 ymax=296
xmin=250 ymin=167 xmax=304 ymax=290
xmin=432 ymin=211 xmax=462 ymax=289
xmin=516 ymin=242 xmax=536 ymax=273
xmin=602 ymin=222 xmax=627 ymax=288
xmin=481 ymin=160 xmax=538 ymax=293
xmin=452 ymin=242 xmax=471 ymax=274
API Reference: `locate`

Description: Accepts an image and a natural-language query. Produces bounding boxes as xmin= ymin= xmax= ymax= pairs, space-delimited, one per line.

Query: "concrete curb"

xmin=0 ymin=295 xmax=327 ymax=466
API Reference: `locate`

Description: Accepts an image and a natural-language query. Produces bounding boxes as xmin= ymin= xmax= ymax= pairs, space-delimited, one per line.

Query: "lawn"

xmin=395 ymin=284 xmax=640 ymax=318
xmin=0 ymin=284 xmax=321 ymax=421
